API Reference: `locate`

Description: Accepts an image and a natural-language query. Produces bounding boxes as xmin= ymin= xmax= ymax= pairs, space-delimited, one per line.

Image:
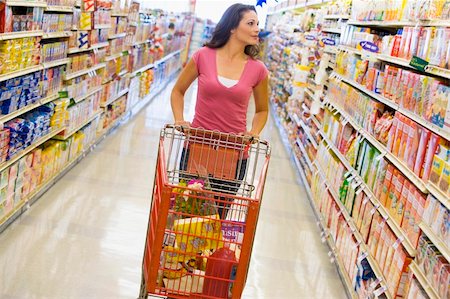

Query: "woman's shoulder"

xmin=248 ymin=57 xmax=268 ymax=71
xmin=194 ymin=46 xmax=214 ymax=56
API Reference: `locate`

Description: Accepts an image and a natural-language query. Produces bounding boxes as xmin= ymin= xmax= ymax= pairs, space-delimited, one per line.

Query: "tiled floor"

xmin=0 ymin=81 xmax=347 ymax=299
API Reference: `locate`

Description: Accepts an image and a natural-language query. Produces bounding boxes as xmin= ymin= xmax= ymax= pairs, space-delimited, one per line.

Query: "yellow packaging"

xmin=173 ymin=215 xmax=223 ymax=256
xmin=429 ymin=155 xmax=446 ymax=186
xmin=438 ymin=161 xmax=450 ymax=195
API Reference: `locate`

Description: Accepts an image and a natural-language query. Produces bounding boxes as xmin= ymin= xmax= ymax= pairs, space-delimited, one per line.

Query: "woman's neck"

xmin=218 ymin=41 xmax=247 ymax=61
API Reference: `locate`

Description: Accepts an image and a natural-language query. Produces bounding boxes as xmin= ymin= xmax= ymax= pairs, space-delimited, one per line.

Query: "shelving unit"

xmin=101 ymin=89 xmax=129 ymax=108
xmin=0 ymin=0 xmax=193 ymax=233
xmin=409 ymin=262 xmax=440 ymax=299
xmin=266 ymin=1 xmax=450 ymax=297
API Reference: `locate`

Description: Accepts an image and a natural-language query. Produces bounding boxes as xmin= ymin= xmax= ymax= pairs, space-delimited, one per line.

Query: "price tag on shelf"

xmin=370 ymin=278 xmax=381 ymax=289
xmin=373 ymin=285 xmax=387 ymax=297
xmin=351 ymin=179 xmax=362 ymax=189
xmin=370 ymin=207 xmax=377 ymax=215
xmin=357 ymin=252 xmax=368 ymax=263
xmin=355 ymin=186 xmax=364 ymax=195
xmin=393 ymin=237 xmax=404 ymax=250
xmin=379 ymin=219 xmax=387 ymax=229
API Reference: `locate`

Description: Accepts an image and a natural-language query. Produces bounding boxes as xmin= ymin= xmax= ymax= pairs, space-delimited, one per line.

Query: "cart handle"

xmin=165 ymin=124 xmax=270 ymax=147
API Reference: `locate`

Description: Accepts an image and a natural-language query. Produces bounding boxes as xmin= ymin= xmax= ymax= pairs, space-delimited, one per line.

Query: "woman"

xmin=171 ymin=3 xmax=269 ymax=217
xmin=171 ymin=3 xmax=269 ymax=137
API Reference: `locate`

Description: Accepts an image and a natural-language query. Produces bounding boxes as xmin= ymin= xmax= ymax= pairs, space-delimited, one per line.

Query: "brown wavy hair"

xmin=205 ymin=4 xmax=260 ymax=59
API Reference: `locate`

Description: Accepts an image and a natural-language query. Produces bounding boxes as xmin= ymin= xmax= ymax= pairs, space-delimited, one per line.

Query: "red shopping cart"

xmin=139 ymin=125 xmax=271 ymax=299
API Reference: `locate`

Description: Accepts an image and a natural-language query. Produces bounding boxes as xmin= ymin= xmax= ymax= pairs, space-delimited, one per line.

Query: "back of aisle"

xmin=0 ymin=0 xmax=195 ymax=231
xmin=265 ymin=0 xmax=450 ymax=298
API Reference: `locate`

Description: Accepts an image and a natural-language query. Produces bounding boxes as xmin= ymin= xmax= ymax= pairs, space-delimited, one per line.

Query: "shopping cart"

xmin=139 ymin=124 xmax=271 ymax=299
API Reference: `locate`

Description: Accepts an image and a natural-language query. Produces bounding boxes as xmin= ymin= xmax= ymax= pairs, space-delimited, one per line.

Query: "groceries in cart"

xmin=140 ymin=125 xmax=270 ymax=299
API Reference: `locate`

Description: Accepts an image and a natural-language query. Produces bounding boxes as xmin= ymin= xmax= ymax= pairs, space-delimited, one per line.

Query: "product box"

xmin=429 ymin=142 xmax=450 ymax=186
xmin=173 ymin=215 xmax=224 ymax=257
xmin=422 ymin=134 xmax=441 ymax=181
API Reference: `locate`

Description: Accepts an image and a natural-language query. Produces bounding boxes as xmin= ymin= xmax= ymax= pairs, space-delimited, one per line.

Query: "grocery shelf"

xmin=347 ymin=19 xmax=450 ymax=28
xmin=157 ymin=49 xmax=182 ymax=64
xmin=42 ymin=58 xmax=70 ymax=69
xmin=64 ymin=63 xmax=106 ymax=80
xmin=347 ymin=20 xmax=415 ymax=27
xmin=105 ymin=52 xmax=123 ymax=61
xmin=0 ymin=127 xmax=65 ymax=173
xmin=323 ymin=14 xmax=350 ymax=19
xmin=409 ymin=261 xmax=440 ymax=299
xmin=311 ymin=115 xmax=322 ymax=129
xmin=118 ymin=69 xmax=128 ymax=77
xmin=419 ymin=222 xmax=450 ymax=262
xmin=338 ymin=45 xmax=450 ymax=81
xmin=324 ymin=97 xmax=429 ymax=194
xmin=333 ymin=71 xmax=450 ymax=141
xmin=111 ymin=12 xmax=128 ymax=17
xmin=322 ymin=28 xmax=341 ymax=34
xmin=73 ymin=86 xmax=103 ymax=103
xmin=0 ymin=65 xmax=43 ymax=82
xmin=132 ymin=39 xmax=151 ymax=47
xmin=425 ymin=64 xmax=450 ymax=80
xmin=108 ymin=33 xmax=127 ymax=39
xmin=320 ymin=131 xmax=415 ymax=256
xmin=42 ymin=31 xmax=71 ymax=39
xmin=131 ymin=63 xmax=154 ymax=77
xmin=54 ymin=111 xmax=102 ymax=140
xmin=268 ymin=0 xmax=332 ymax=15
xmin=295 ymin=138 xmax=314 ymax=171
xmin=45 ymin=5 xmax=73 ymax=12
xmin=0 ymin=30 xmax=43 ymax=40
xmin=94 ymin=24 xmax=112 ymax=29
xmin=101 ymin=88 xmax=129 ymax=107
xmin=0 ymin=93 xmax=59 ymax=125
xmin=323 ymin=45 xmax=337 ymax=54
xmin=4 ymin=0 xmax=46 ymax=7
xmin=68 ymin=42 xmax=109 ymax=54
xmin=427 ymin=183 xmax=450 ymax=210
xmin=299 ymin=119 xmax=318 ymax=149
xmin=271 ymin=104 xmax=359 ymax=299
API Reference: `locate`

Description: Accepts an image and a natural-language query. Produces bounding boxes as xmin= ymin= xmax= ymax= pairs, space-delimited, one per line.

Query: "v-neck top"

xmin=191 ymin=47 xmax=269 ymax=134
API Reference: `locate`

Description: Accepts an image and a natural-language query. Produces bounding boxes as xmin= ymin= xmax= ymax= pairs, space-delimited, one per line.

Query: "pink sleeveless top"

xmin=191 ymin=47 xmax=269 ymax=134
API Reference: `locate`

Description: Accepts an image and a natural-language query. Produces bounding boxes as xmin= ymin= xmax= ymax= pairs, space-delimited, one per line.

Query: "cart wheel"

xmin=138 ymin=272 xmax=147 ymax=299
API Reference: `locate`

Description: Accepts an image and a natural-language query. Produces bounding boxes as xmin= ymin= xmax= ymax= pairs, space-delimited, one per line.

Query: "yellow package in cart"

xmin=173 ymin=215 xmax=223 ymax=256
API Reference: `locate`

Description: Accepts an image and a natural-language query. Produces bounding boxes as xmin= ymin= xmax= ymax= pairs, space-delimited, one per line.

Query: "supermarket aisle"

xmin=0 ymin=81 xmax=347 ymax=299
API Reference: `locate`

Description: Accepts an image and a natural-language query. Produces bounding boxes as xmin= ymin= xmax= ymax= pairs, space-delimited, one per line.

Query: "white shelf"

xmin=322 ymin=28 xmax=341 ymax=34
xmin=268 ymin=0 xmax=333 ymax=15
xmin=0 ymin=30 xmax=43 ymax=40
xmin=64 ymin=63 xmax=106 ymax=80
xmin=132 ymin=39 xmax=151 ymax=47
xmin=72 ymin=86 xmax=103 ymax=103
xmin=347 ymin=20 xmax=415 ymax=27
xmin=108 ymin=33 xmax=127 ymax=39
xmin=0 ymin=93 xmax=59 ymax=125
xmin=111 ymin=12 xmax=128 ymax=17
xmin=94 ymin=24 xmax=112 ymax=29
xmin=311 ymin=115 xmax=321 ymax=129
xmin=332 ymin=71 xmax=450 ymax=148
xmin=42 ymin=58 xmax=70 ymax=69
xmin=324 ymin=96 xmax=429 ymax=194
xmin=323 ymin=14 xmax=350 ymax=19
xmin=101 ymin=88 xmax=129 ymax=107
xmin=54 ymin=111 xmax=101 ymax=140
xmin=409 ymin=262 xmax=440 ymax=299
xmin=427 ymin=183 xmax=450 ymax=210
xmin=0 ymin=127 xmax=65 ymax=173
xmin=0 ymin=65 xmax=43 ymax=82
xmin=45 ymin=5 xmax=73 ymax=12
xmin=42 ymin=31 xmax=71 ymax=39
xmin=299 ymin=119 xmax=318 ymax=149
xmin=420 ymin=222 xmax=450 ymax=262
xmin=295 ymin=138 xmax=314 ymax=171
xmin=68 ymin=42 xmax=109 ymax=54
xmin=131 ymin=63 xmax=154 ymax=76
xmin=338 ymin=45 xmax=450 ymax=81
xmin=105 ymin=52 xmax=123 ymax=61
xmin=320 ymin=132 xmax=416 ymax=257
xmin=316 ymin=164 xmax=393 ymax=299
xmin=348 ymin=19 xmax=450 ymax=28
xmin=4 ymin=0 xmax=46 ymax=7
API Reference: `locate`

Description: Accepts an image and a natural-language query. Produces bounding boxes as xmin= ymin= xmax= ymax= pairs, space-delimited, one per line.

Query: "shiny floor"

xmin=0 ymin=81 xmax=347 ymax=299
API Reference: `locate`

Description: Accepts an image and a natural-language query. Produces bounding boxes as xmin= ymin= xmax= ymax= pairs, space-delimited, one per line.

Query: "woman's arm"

xmin=249 ymin=74 xmax=269 ymax=136
xmin=171 ymin=58 xmax=199 ymax=125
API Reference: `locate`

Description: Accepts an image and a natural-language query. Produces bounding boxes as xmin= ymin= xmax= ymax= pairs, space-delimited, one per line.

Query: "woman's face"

xmin=233 ymin=10 xmax=260 ymax=46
